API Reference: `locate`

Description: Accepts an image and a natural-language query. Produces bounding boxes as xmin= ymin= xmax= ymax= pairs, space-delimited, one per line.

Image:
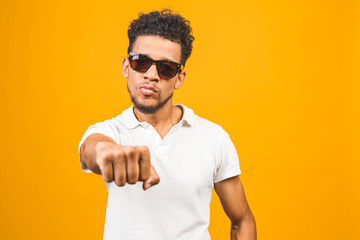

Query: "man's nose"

xmin=143 ymin=63 xmax=160 ymax=81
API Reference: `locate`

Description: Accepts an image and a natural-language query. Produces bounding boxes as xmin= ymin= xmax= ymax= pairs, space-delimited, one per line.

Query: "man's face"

xmin=122 ymin=35 xmax=185 ymax=114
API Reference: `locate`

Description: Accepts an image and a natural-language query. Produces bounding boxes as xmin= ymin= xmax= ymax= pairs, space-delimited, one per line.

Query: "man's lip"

xmin=138 ymin=84 xmax=158 ymax=93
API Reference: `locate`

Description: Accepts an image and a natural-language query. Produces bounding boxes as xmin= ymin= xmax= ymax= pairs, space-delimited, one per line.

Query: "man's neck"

xmin=133 ymin=102 xmax=183 ymax=139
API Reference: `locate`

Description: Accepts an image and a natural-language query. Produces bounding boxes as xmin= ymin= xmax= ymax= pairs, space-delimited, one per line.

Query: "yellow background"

xmin=1 ymin=0 xmax=359 ymax=239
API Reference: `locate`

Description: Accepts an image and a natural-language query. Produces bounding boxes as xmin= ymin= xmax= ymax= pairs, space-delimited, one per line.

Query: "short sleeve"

xmin=213 ymin=130 xmax=241 ymax=183
xmin=78 ymin=120 xmax=119 ymax=173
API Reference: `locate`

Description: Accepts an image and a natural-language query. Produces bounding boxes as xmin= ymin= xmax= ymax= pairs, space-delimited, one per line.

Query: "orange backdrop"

xmin=1 ymin=0 xmax=359 ymax=239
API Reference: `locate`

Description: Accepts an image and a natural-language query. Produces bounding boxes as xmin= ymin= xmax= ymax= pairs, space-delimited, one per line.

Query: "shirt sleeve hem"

xmin=213 ymin=170 xmax=241 ymax=183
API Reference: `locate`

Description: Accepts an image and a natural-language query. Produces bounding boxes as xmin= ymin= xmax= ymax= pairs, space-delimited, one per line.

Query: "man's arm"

xmin=80 ymin=133 xmax=116 ymax=175
xmin=80 ymin=133 xmax=160 ymax=190
xmin=214 ymin=176 xmax=256 ymax=240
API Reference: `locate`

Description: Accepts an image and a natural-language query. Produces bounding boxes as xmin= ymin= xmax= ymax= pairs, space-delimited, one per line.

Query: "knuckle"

xmin=102 ymin=174 xmax=113 ymax=183
xmin=98 ymin=163 xmax=109 ymax=174
xmin=127 ymin=178 xmax=137 ymax=184
xmin=127 ymin=168 xmax=139 ymax=184
xmin=123 ymin=146 xmax=136 ymax=158
xmin=139 ymin=174 xmax=147 ymax=181
xmin=140 ymin=172 xmax=150 ymax=182
xmin=139 ymin=145 xmax=150 ymax=154
xmin=115 ymin=180 xmax=126 ymax=187
xmin=114 ymin=176 xmax=126 ymax=186
xmin=97 ymin=152 xmax=111 ymax=165
xmin=113 ymin=149 xmax=125 ymax=159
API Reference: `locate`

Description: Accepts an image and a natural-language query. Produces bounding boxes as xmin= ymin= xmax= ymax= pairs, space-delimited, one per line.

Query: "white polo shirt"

xmin=78 ymin=105 xmax=241 ymax=240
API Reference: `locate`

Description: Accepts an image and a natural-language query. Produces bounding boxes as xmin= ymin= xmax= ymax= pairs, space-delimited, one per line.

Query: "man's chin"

xmin=134 ymin=103 xmax=159 ymax=114
xmin=131 ymin=93 xmax=173 ymax=115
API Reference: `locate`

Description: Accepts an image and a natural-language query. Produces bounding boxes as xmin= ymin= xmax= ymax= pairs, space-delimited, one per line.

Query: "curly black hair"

xmin=127 ymin=9 xmax=194 ymax=66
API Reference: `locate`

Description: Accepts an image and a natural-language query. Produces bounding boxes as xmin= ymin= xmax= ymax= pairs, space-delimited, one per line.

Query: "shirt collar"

xmin=121 ymin=104 xmax=194 ymax=129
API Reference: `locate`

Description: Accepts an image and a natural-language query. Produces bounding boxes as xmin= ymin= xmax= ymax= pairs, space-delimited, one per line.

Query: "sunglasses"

xmin=129 ymin=52 xmax=183 ymax=79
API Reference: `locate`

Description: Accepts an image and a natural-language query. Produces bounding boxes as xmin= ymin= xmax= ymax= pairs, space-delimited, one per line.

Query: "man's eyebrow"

xmin=141 ymin=53 xmax=175 ymax=62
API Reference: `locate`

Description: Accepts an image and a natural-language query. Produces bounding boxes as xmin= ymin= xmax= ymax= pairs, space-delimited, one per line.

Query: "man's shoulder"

xmin=188 ymin=112 xmax=234 ymax=152
xmin=193 ymin=114 xmax=223 ymax=131
xmin=184 ymin=106 xmax=226 ymax=136
xmin=85 ymin=106 xmax=133 ymax=131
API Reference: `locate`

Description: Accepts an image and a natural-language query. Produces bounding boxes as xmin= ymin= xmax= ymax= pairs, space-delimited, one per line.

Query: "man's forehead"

xmin=132 ymin=35 xmax=181 ymax=62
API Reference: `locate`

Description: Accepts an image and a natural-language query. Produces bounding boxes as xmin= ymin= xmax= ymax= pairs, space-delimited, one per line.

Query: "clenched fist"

xmin=80 ymin=133 xmax=160 ymax=190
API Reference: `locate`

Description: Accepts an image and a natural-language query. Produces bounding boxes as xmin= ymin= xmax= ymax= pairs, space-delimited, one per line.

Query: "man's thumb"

xmin=143 ymin=166 xmax=160 ymax=190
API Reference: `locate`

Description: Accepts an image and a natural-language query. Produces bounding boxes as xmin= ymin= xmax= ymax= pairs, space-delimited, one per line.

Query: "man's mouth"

xmin=139 ymin=84 xmax=158 ymax=96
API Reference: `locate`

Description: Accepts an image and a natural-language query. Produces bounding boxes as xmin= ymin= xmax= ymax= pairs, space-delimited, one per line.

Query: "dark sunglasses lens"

xmin=131 ymin=55 xmax=151 ymax=71
xmin=158 ymin=62 xmax=178 ymax=78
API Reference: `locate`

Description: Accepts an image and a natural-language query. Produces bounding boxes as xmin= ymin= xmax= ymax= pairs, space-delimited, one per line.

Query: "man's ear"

xmin=122 ymin=57 xmax=129 ymax=78
xmin=175 ymin=70 xmax=186 ymax=89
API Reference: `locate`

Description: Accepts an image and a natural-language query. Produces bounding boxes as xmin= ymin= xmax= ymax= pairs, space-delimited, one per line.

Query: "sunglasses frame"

xmin=129 ymin=52 xmax=183 ymax=79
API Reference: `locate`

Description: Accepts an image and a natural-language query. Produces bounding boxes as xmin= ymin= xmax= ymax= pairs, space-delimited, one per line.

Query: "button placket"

xmin=146 ymin=125 xmax=162 ymax=145
xmin=161 ymin=120 xmax=183 ymax=143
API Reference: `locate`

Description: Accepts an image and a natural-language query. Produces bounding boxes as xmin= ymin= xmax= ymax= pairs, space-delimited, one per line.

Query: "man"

xmin=79 ymin=9 xmax=256 ymax=240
